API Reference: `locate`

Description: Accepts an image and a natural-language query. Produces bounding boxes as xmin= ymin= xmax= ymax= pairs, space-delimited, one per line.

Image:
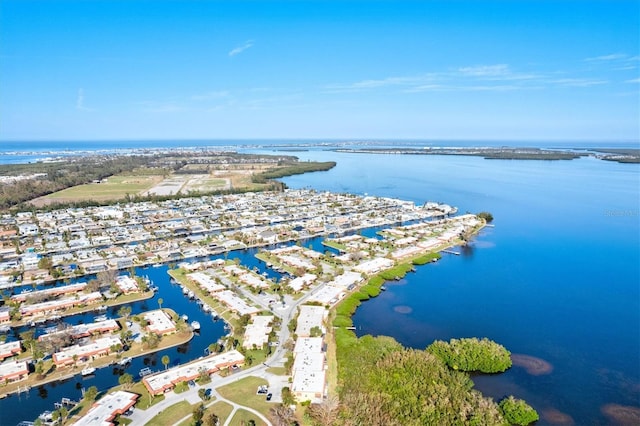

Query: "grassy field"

xmin=217 ymin=376 xmax=272 ymax=418
xmin=129 ymin=382 xmax=166 ymax=410
xmin=44 ymin=174 xmax=163 ymax=202
xmin=145 ymin=400 xmax=195 ymax=426
xmin=229 ymin=409 xmax=267 ymax=426
xmin=197 ymin=401 xmax=235 ymax=426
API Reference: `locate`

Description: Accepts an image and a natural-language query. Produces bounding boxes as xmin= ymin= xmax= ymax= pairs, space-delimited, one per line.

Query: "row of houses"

xmin=142 ymin=350 xmax=245 ymax=395
xmin=1 ymin=190 xmax=450 ymax=285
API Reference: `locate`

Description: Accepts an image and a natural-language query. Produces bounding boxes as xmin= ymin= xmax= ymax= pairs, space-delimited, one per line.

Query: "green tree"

xmin=499 ymin=396 xmax=539 ymax=426
xmin=192 ymin=403 xmax=205 ymax=424
xmin=84 ymin=386 xmax=98 ymax=403
xmin=309 ymin=326 xmax=323 ymax=337
xmin=426 ymin=337 xmax=512 ymax=373
xmin=118 ymin=305 xmax=132 ymax=320
xmin=281 ymin=387 xmax=295 ymax=406
xmin=119 ymin=373 xmax=134 ymax=389
xmin=58 ymin=406 xmax=68 ymax=424
xmin=162 ymin=355 xmax=170 ymax=370
xmin=35 ymin=360 xmax=45 ymax=378
xmin=203 ymin=412 xmax=219 ymax=426
xmin=477 ymin=211 xmax=494 ymax=223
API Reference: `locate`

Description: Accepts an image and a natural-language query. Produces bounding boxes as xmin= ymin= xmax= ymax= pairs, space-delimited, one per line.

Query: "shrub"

xmin=499 ymin=396 xmax=539 ymax=425
xmin=427 ymin=337 xmax=512 ymax=373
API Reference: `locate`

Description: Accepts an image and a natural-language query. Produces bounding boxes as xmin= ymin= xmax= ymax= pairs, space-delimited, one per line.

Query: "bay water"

xmin=0 ymin=142 xmax=637 ymax=424
xmin=274 ymin=149 xmax=639 ymax=425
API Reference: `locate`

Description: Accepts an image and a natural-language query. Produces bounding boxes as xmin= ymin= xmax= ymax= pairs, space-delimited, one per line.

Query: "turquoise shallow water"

xmin=276 ymin=150 xmax=640 ymax=425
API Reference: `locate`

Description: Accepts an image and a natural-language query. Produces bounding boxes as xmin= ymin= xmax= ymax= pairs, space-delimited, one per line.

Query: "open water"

xmin=274 ymin=149 xmax=640 ymax=426
xmin=0 ymin=141 xmax=638 ymax=424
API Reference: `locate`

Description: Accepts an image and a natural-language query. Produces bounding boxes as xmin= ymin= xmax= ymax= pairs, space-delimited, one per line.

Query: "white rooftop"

xmin=294 ymin=337 xmax=323 ymax=354
xmin=0 ymin=360 xmax=28 ymax=380
xmin=73 ymin=391 xmax=138 ymax=426
xmin=143 ymin=350 xmax=244 ymax=394
xmin=53 ymin=336 xmax=121 ymax=365
xmin=143 ymin=310 xmax=176 ymax=335
xmin=295 ymin=305 xmax=327 ymax=337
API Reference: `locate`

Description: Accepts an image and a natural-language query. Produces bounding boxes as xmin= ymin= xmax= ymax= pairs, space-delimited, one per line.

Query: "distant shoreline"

xmin=334 ymin=147 xmax=640 ymax=163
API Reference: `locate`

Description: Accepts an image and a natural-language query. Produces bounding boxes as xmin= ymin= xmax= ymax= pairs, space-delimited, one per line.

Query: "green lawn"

xmin=130 ymin=382 xmax=166 ymax=410
xmin=145 ymin=400 xmax=195 ymax=426
xmin=216 ymin=376 xmax=272 ymax=418
xmin=205 ymin=401 xmax=234 ymax=425
xmin=229 ymin=409 xmax=267 ymax=426
xmin=266 ymin=366 xmax=288 ymax=375
xmin=45 ymin=174 xmax=162 ymax=201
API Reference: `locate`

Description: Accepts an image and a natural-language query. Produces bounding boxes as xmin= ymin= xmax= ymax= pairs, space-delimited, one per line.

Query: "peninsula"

xmin=0 ymin=186 xmax=535 ymax=425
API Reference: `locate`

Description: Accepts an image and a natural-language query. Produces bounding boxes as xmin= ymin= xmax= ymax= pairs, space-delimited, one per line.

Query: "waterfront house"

xmin=52 ymin=336 xmax=122 ymax=367
xmin=0 ymin=360 xmax=29 ymax=383
xmin=242 ymin=315 xmax=274 ymax=349
xmin=74 ymin=391 xmax=138 ymax=426
xmin=143 ymin=310 xmax=176 ymax=335
xmin=0 ymin=307 xmax=11 ymax=324
xmin=0 ymin=341 xmax=22 ymax=361
xmin=143 ymin=350 xmax=245 ymax=395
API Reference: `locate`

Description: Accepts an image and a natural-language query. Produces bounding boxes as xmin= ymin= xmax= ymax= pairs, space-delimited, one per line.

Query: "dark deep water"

xmin=275 ymin=150 xmax=640 ymax=426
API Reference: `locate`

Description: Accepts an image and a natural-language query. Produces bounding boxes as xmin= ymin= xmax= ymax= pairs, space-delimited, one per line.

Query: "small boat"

xmin=81 ymin=367 xmax=96 ymax=376
xmin=191 ymin=321 xmax=201 ymax=330
xmin=118 ymin=357 xmax=132 ymax=366
xmin=380 ymin=285 xmax=387 ymax=291
xmin=187 ymin=290 xmax=195 ymax=299
xmin=139 ymin=367 xmax=152 ymax=377
xmin=181 ymin=314 xmax=189 ymax=321
xmin=182 ymin=287 xmax=189 ymax=295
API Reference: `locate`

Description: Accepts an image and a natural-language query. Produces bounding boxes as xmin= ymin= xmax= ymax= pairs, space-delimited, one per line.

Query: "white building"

xmin=295 ymin=305 xmax=327 ymax=338
xmin=73 ymin=391 xmax=138 ymax=426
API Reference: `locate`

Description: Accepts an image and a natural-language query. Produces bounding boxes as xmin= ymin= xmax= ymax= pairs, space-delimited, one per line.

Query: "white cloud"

xmin=625 ymin=78 xmax=640 ymax=84
xmin=76 ymin=88 xmax=90 ymax=110
xmin=229 ymin=40 xmax=254 ymax=57
xmin=138 ymin=101 xmax=184 ymax=113
xmin=551 ymin=78 xmax=607 ymax=87
xmin=190 ymin=91 xmax=230 ymax=101
xmin=585 ymin=53 xmax=627 ymax=62
xmin=458 ymin=64 xmax=511 ymax=77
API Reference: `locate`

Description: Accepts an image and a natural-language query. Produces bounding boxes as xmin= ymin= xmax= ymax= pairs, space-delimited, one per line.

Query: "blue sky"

xmin=0 ymin=0 xmax=638 ymax=142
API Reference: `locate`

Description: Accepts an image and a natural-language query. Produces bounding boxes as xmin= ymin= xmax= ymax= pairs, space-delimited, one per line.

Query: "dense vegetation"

xmin=251 ymin=161 xmax=336 ymax=183
xmin=426 ymin=338 xmax=512 ymax=373
xmin=0 ymin=152 xmax=335 ymax=211
xmin=0 ymin=155 xmax=153 ymax=210
xmin=476 ymin=211 xmax=494 ymax=223
xmin=499 ymin=396 xmax=539 ymax=426
xmin=412 ymin=252 xmax=441 ymax=265
xmin=335 ymin=332 xmax=507 ymax=426
xmin=336 ymin=147 xmax=582 ymax=160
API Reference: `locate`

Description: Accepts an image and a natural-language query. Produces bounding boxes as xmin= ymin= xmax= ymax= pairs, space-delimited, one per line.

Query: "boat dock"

xmin=442 ymin=249 xmax=460 ymax=256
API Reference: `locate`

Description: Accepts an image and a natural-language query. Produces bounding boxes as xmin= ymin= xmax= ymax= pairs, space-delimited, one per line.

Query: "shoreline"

xmin=6 ymin=289 xmax=156 ymax=328
xmin=0 ymin=308 xmax=194 ymax=399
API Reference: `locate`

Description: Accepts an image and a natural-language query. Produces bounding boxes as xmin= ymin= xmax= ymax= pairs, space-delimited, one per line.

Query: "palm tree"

xmin=162 ymin=355 xmax=170 ymax=370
